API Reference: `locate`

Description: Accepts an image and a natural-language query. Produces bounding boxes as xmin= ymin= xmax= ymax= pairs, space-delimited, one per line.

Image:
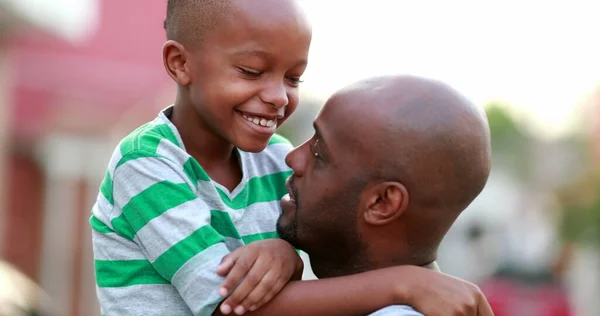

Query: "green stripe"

xmin=154 ymin=123 xmax=181 ymax=148
xmin=183 ymin=157 xmax=210 ymax=183
xmin=116 ymin=151 xmax=161 ymax=169
xmin=113 ymin=182 xmax=197 ymax=240
xmin=152 ymin=225 xmax=225 ymax=281
xmin=90 ymin=215 xmax=113 ymax=234
xmin=118 ymin=123 xmax=180 ymax=167
xmin=111 ymin=216 xmax=135 ymax=241
xmin=95 ymin=259 xmax=168 ymax=287
xmin=119 ymin=122 xmax=154 ymax=154
xmin=211 ymin=210 xmax=241 ymax=239
xmin=268 ymin=134 xmax=292 ymax=146
xmin=99 ymin=171 xmax=114 ymax=205
xmin=242 ymin=231 xmax=279 ymax=244
xmin=217 ymin=171 xmax=292 ymax=210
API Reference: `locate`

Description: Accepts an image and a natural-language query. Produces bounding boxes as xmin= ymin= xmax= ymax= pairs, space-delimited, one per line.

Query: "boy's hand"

xmin=394 ymin=266 xmax=493 ymax=316
xmin=216 ymin=239 xmax=303 ymax=315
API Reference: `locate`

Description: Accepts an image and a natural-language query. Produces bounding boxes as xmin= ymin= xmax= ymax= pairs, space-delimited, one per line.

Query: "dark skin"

xmin=162 ymin=0 xmax=494 ymax=314
xmin=278 ymin=75 xmax=493 ymax=314
xmin=163 ymin=0 xmax=311 ymax=191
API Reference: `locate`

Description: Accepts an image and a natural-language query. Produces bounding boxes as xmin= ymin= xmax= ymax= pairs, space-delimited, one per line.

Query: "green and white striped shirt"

xmin=90 ymin=106 xmax=293 ymax=315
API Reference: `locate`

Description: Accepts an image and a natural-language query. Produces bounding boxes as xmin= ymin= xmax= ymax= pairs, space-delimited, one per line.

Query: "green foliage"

xmin=484 ymin=102 xmax=531 ymax=180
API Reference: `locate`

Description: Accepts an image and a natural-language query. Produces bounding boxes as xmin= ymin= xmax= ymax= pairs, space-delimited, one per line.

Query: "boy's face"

xmin=186 ymin=0 xmax=311 ymax=152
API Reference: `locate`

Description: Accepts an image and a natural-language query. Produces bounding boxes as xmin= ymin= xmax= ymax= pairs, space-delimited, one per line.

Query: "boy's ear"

xmin=163 ymin=40 xmax=191 ymax=86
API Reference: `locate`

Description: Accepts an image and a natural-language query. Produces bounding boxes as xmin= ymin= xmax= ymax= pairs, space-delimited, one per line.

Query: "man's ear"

xmin=163 ymin=40 xmax=191 ymax=86
xmin=363 ymin=182 xmax=409 ymax=226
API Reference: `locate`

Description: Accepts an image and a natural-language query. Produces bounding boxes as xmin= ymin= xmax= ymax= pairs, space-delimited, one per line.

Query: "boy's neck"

xmin=170 ymin=99 xmax=237 ymax=171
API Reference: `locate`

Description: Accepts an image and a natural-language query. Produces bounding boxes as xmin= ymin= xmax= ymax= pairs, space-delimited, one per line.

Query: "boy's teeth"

xmin=241 ymin=113 xmax=277 ymax=128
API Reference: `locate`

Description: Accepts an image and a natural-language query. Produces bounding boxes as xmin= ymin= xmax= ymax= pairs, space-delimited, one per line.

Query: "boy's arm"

xmin=214 ymin=266 xmax=493 ymax=316
xmin=109 ymin=153 xmax=231 ymax=315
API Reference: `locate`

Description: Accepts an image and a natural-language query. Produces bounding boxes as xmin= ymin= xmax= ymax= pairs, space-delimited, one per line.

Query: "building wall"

xmin=37 ymin=133 xmax=109 ymax=316
xmin=0 ymin=40 xmax=10 ymax=258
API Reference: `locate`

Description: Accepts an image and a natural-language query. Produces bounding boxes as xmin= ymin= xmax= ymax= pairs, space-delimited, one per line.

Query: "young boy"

xmin=91 ymin=0 xmax=489 ymax=315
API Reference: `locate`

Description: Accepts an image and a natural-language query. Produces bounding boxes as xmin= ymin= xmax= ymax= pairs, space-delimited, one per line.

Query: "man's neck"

xmin=310 ymin=252 xmax=439 ymax=279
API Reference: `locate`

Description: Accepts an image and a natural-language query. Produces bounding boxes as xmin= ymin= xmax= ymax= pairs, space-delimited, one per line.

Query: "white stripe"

xmin=135 ymin=198 xmax=212 ymax=262
xmin=193 ymin=180 xmax=281 ymax=228
xmin=111 ymin=156 xmax=191 ymax=220
xmin=107 ymin=145 xmax=123 ymax=177
xmin=92 ymin=230 xmax=146 ymax=261
xmin=171 ymin=243 xmax=229 ymax=315
xmin=92 ymin=194 xmax=114 ymax=230
xmin=97 ymin=284 xmax=192 ymax=316
xmin=224 ymin=237 xmax=245 ymax=251
xmin=241 ymin=143 xmax=292 ymax=180
xmin=222 ymin=200 xmax=281 ymax=237
xmin=197 ymin=180 xmax=225 ymax=208
xmin=156 ymin=138 xmax=190 ymax=169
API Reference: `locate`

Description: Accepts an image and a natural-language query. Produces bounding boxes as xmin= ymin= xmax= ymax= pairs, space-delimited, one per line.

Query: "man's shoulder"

xmin=369 ymin=305 xmax=423 ymax=316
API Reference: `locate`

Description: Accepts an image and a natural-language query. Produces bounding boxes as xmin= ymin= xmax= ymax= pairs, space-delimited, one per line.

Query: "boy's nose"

xmin=260 ymin=80 xmax=289 ymax=109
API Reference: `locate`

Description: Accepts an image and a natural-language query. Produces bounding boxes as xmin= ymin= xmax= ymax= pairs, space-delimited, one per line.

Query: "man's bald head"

xmin=278 ymin=75 xmax=491 ymax=274
xmin=323 ymin=75 xmax=491 ymax=262
xmin=332 ymin=75 xmax=491 ymax=213
xmin=164 ymin=0 xmax=232 ymax=46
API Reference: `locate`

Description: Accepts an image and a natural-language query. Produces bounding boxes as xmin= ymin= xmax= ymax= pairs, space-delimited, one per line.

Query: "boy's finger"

xmin=240 ymin=269 xmax=278 ymax=310
xmin=217 ymin=256 xmax=236 ymax=276
xmin=219 ymin=254 xmax=255 ymax=297
xmin=222 ymin=257 xmax=269 ymax=310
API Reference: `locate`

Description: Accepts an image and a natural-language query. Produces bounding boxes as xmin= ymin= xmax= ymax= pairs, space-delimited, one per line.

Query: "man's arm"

xmin=214 ymin=270 xmax=396 ymax=316
xmin=214 ymin=266 xmax=493 ymax=316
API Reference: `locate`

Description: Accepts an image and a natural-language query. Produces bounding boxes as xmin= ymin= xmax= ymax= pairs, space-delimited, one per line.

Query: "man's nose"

xmin=260 ymin=79 xmax=289 ymax=109
xmin=285 ymin=145 xmax=306 ymax=177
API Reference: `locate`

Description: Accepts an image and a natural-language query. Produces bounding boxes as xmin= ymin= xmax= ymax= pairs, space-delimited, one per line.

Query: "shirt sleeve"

xmin=368 ymin=305 xmax=424 ymax=316
xmin=109 ymin=152 xmax=230 ymax=315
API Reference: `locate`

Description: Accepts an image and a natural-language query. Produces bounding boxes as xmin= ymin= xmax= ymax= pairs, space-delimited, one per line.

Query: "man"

xmin=277 ymin=75 xmax=493 ymax=315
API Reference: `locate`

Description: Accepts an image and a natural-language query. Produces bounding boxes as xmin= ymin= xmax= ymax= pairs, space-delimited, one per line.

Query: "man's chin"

xmin=276 ymin=220 xmax=300 ymax=249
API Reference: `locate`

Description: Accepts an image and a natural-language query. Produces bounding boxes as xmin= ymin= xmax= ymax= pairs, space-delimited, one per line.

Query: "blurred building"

xmin=0 ymin=1 xmax=173 ymax=315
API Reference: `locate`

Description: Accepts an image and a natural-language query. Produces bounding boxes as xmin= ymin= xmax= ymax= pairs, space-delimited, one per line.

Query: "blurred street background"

xmin=1 ymin=1 xmax=600 ymax=315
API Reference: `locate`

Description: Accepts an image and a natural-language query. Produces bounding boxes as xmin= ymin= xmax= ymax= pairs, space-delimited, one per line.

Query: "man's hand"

xmin=395 ymin=266 xmax=494 ymax=316
xmin=216 ymin=239 xmax=303 ymax=315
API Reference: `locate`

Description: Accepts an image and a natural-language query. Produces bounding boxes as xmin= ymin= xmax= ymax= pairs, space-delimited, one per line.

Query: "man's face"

xmin=276 ymin=96 xmax=366 ymax=258
xmin=186 ymin=0 xmax=311 ymax=152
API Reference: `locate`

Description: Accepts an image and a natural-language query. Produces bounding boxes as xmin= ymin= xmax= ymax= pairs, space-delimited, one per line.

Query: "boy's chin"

xmin=235 ymin=138 xmax=270 ymax=153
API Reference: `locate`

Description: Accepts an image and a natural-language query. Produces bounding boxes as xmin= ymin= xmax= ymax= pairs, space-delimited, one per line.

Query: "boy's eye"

xmin=238 ymin=67 xmax=262 ymax=77
xmin=287 ymin=77 xmax=304 ymax=86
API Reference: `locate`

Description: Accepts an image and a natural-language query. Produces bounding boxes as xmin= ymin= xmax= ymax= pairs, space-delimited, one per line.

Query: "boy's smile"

xmin=165 ymin=0 xmax=312 ymax=155
xmin=236 ymin=109 xmax=282 ymax=137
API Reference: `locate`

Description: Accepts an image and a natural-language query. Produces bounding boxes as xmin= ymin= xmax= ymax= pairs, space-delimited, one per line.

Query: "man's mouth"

xmin=285 ymin=178 xmax=297 ymax=202
xmin=239 ymin=111 xmax=278 ymax=128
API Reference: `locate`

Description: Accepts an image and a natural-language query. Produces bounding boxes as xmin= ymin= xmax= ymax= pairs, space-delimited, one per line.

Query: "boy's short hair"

xmin=164 ymin=0 xmax=232 ymax=46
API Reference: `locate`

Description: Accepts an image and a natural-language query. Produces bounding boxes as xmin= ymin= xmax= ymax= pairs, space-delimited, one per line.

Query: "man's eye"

xmin=310 ymin=139 xmax=322 ymax=159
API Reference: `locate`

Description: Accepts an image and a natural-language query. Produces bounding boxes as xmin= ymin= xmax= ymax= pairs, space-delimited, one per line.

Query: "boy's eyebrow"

xmin=232 ymin=49 xmax=272 ymax=59
xmin=232 ymin=49 xmax=308 ymax=65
